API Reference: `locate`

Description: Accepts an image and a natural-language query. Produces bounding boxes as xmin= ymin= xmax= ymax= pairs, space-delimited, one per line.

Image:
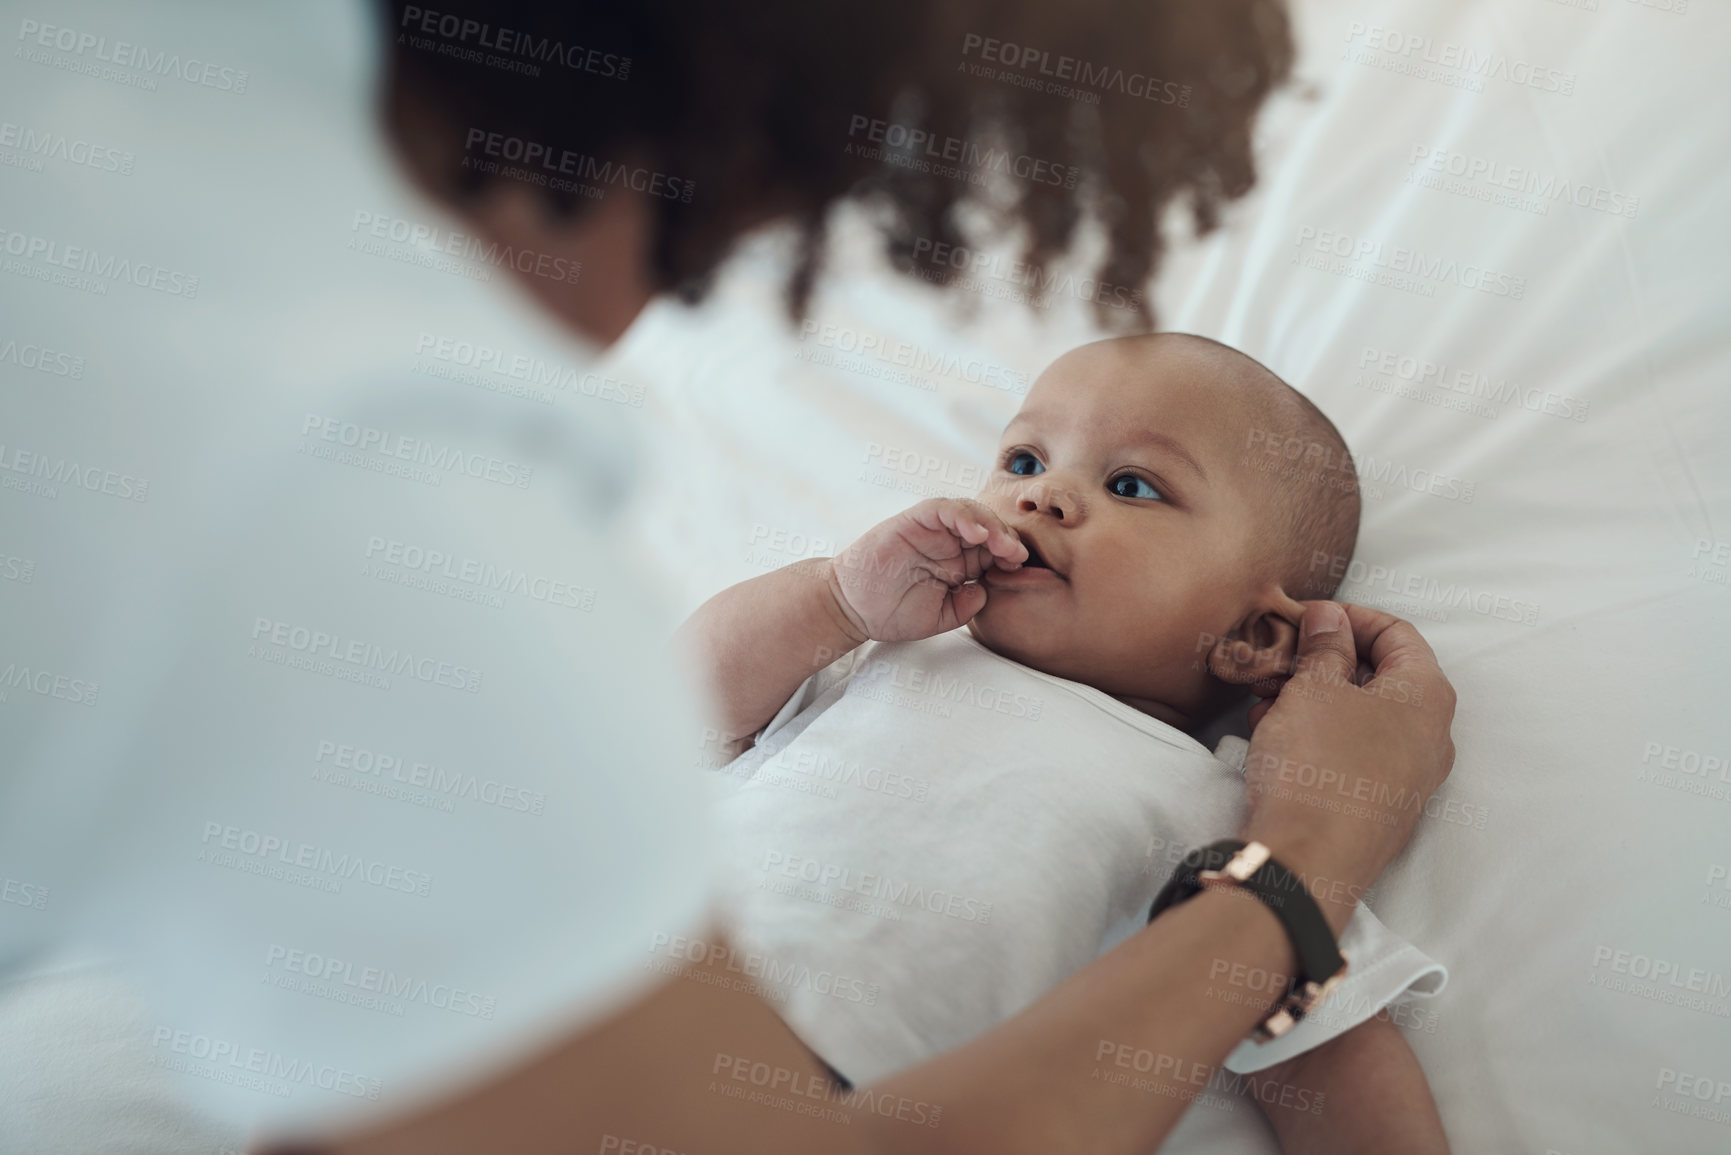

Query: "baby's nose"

xmin=1017 ymin=480 xmax=1086 ymax=522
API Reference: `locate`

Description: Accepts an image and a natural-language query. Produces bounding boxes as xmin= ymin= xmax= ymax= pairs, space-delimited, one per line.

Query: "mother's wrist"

xmin=1233 ymin=819 xmax=1381 ymax=938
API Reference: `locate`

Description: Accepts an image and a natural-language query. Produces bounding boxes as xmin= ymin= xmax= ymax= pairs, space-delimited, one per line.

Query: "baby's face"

xmin=967 ymin=339 xmax=1299 ymax=725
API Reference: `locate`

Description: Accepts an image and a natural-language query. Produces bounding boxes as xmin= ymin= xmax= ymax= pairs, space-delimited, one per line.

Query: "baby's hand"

xmin=826 ymin=498 xmax=1028 ymax=643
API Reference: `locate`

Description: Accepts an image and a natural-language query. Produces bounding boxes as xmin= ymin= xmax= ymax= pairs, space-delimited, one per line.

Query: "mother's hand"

xmin=1239 ymin=601 xmax=1457 ymax=933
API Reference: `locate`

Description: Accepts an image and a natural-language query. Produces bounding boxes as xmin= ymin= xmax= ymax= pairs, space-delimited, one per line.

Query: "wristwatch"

xmin=1148 ymin=839 xmax=1350 ymax=1042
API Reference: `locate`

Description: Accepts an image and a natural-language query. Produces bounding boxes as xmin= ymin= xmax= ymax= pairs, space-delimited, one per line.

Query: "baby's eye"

xmin=1005 ymin=451 xmax=1045 ymax=476
xmin=1109 ymin=473 xmax=1163 ymax=501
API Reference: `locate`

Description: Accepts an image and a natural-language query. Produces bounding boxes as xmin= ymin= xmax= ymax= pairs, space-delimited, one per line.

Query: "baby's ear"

xmin=1206 ymin=608 xmax=1300 ymax=687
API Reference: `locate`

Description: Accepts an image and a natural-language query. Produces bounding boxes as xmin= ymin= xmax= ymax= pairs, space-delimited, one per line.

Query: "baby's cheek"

xmin=972 ymin=600 xmax=1059 ymax=661
xmin=1115 ymin=615 xmax=1214 ymax=692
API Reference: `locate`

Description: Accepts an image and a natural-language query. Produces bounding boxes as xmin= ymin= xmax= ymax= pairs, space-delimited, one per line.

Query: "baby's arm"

xmin=673 ymin=556 xmax=871 ymax=760
xmin=673 ymin=498 xmax=1027 ymax=759
xmin=1253 ymin=1015 xmax=1449 ymax=1155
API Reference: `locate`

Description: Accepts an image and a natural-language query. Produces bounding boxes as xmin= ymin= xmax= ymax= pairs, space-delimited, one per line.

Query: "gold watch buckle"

xmin=1196 ymin=840 xmax=1271 ymax=888
xmin=1253 ymin=955 xmax=1351 ymax=1043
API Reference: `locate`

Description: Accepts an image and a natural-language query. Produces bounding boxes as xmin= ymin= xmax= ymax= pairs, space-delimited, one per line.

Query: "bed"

xmin=603 ymin=1 xmax=1731 ymax=1149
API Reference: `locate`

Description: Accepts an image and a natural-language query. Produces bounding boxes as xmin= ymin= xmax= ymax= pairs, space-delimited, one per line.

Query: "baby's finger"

xmin=956 ymin=500 xmax=1027 ymax=566
xmin=930 ymin=501 xmax=991 ymax=548
xmin=931 ymin=502 xmax=1021 ymax=570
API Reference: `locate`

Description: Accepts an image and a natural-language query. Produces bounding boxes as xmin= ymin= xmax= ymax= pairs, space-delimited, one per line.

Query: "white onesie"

xmin=706 ymin=628 xmax=1446 ymax=1086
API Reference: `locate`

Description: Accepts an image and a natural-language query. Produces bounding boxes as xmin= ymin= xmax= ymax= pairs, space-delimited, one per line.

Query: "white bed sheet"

xmin=604 ymin=2 xmax=1731 ymax=1150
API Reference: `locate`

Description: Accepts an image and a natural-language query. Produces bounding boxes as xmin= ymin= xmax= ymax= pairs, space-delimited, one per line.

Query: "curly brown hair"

xmin=375 ymin=0 xmax=1292 ymax=328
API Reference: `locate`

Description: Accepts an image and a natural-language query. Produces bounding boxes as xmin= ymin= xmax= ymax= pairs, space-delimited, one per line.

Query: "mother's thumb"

xmin=1291 ymin=602 xmax=1354 ymax=688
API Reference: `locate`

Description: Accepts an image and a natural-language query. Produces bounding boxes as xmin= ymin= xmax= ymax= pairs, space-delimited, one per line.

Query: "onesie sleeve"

xmin=752 ymin=644 xmax=872 ymax=744
xmin=1210 ymin=737 xmax=1450 ymax=1075
xmin=708 ymin=650 xmax=859 ymax=802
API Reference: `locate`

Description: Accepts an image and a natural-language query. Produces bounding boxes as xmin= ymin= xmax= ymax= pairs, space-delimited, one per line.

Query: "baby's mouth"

xmin=1008 ymin=537 xmax=1065 ymax=580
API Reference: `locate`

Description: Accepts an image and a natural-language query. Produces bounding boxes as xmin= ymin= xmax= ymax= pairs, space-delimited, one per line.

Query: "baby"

xmin=679 ymin=334 xmax=1450 ymax=1150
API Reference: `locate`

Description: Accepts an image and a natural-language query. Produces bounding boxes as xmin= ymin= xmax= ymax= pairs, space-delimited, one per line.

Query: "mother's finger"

xmin=1336 ymin=604 xmax=1452 ymax=711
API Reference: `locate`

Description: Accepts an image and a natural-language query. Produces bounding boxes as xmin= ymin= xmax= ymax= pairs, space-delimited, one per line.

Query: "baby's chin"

xmin=965 ymin=609 xmax=1082 ymax=682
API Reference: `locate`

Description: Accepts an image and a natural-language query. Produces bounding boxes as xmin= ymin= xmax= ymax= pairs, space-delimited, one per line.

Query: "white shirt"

xmin=0 ymin=2 xmax=716 ymax=1140
xmin=703 ymin=629 xmax=1448 ymax=1086
xmin=0 ymin=378 xmax=720 ymax=1137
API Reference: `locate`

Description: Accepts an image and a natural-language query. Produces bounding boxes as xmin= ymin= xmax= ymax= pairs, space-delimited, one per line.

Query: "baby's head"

xmin=967 ymin=333 xmax=1359 ymax=732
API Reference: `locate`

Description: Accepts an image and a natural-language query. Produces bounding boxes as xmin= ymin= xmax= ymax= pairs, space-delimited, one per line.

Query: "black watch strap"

xmin=1148 ymin=839 xmax=1349 ymax=1040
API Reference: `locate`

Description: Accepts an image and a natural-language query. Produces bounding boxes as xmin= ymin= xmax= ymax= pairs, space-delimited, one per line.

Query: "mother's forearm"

xmin=863 ymin=886 xmax=1302 ymax=1155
